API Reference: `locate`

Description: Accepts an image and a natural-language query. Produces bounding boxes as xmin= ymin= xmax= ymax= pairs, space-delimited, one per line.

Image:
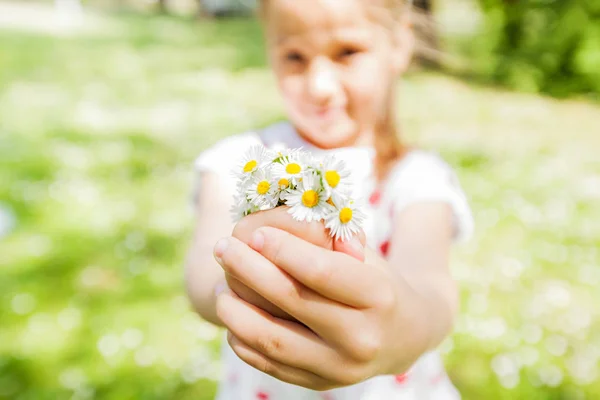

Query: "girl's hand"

xmin=213 ymin=209 xmax=424 ymax=390
xmin=224 ymin=207 xmax=367 ymax=322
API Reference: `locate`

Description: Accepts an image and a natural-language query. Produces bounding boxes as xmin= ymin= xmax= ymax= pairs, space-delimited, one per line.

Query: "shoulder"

xmin=191 ymin=129 xmax=262 ymax=209
xmin=190 ymin=122 xmax=295 ymax=207
xmin=390 ymin=150 xmax=458 ymax=186
xmin=194 ymin=121 xmax=296 ymax=173
xmin=385 ymin=150 xmax=474 ymax=243
xmin=194 ymin=130 xmax=262 ymax=174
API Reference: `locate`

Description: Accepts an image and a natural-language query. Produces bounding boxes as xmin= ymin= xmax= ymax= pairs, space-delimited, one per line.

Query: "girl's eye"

xmin=339 ymin=47 xmax=360 ymax=59
xmin=285 ymin=51 xmax=305 ymax=63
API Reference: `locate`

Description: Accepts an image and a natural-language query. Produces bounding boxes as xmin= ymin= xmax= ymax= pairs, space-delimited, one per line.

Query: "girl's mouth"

xmin=314 ymin=106 xmax=344 ymax=121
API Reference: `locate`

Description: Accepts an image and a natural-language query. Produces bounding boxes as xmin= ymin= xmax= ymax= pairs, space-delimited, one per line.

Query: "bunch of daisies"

xmin=231 ymin=145 xmax=366 ymax=242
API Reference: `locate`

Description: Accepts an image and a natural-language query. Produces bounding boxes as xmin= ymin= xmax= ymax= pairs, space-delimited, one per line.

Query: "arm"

xmin=385 ymin=202 xmax=458 ymax=362
xmin=184 ymin=172 xmax=234 ymax=327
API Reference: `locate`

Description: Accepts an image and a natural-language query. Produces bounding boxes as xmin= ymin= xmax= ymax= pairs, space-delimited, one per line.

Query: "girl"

xmin=185 ymin=0 xmax=474 ymax=399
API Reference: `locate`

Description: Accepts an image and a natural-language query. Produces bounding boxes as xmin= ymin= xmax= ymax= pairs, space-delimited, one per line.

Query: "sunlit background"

xmin=1 ymin=0 xmax=599 ymax=399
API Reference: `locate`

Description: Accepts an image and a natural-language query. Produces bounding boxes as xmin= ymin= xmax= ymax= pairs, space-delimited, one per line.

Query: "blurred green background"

xmin=0 ymin=0 xmax=599 ymax=399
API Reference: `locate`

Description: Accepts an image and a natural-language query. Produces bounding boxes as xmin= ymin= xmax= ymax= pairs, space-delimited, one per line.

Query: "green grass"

xmin=1 ymin=11 xmax=600 ymax=400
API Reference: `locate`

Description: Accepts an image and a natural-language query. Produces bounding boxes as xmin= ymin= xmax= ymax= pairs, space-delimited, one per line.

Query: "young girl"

xmin=185 ymin=0 xmax=473 ymax=399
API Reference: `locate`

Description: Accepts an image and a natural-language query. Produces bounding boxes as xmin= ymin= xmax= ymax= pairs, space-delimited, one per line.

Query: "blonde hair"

xmin=259 ymin=0 xmax=428 ymax=181
xmin=365 ymin=0 xmax=412 ymax=181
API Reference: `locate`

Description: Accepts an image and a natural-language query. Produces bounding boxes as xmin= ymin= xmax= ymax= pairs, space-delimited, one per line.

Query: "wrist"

xmin=192 ymin=278 xmax=229 ymax=328
xmin=381 ymin=283 xmax=436 ymax=375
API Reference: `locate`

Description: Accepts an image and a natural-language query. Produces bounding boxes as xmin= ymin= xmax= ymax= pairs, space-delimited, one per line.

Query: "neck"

xmin=353 ymin=131 xmax=375 ymax=147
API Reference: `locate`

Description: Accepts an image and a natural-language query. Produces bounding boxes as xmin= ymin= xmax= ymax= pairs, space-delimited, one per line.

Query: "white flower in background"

xmin=285 ymin=172 xmax=329 ymax=223
xmin=324 ymin=199 xmax=366 ymax=242
xmin=234 ymin=145 xmax=273 ymax=182
xmin=245 ymin=168 xmax=278 ymax=208
xmin=319 ymin=155 xmax=352 ymax=206
xmin=272 ymin=150 xmax=310 ymax=185
xmin=0 ymin=203 xmax=15 ymax=240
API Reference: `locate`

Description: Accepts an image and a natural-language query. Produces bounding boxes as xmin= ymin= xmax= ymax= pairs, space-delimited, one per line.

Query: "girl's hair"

xmin=259 ymin=0 xmax=434 ymax=182
xmin=369 ymin=0 xmax=412 ymax=181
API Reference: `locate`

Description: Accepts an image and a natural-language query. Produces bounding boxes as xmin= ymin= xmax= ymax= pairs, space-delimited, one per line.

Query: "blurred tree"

xmin=414 ymin=0 xmax=432 ymax=13
xmin=158 ymin=0 xmax=168 ymax=13
xmin=474 ymin=0 xmax=600 ymax=96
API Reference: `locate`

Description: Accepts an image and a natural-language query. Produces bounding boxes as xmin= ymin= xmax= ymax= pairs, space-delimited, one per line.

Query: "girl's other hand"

xmin=222 ymin=207 xmax=366 ymax=321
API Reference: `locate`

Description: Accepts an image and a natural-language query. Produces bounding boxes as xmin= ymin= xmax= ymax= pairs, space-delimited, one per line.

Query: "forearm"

xmin=379 ymin=204 xmax=459 ymax=374
xmin=185 ymin=247 xmax=227 ymax=328
xmin=185 ymin=171 xmax=238 ymax=326
xmin=407 ymin=272 xmax=459 ymax=350
xmin=385 ymin=271 xmax=458 ymax=375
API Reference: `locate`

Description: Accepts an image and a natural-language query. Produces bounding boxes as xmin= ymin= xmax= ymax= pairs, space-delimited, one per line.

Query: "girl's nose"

xmin=306 ymin=59 xmax=339 ymax=105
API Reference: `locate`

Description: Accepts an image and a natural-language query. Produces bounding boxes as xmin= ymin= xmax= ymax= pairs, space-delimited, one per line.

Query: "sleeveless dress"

xmin=193 ymin=121 xmax=474 ymax=400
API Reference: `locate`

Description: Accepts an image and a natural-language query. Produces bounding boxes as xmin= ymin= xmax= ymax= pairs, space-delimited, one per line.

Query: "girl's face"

xmin=263 ymin=0 xmax=413 ymax=149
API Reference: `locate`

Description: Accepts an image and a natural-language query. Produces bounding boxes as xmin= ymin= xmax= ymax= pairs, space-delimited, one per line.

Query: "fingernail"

xmin=250 ymin=230 xmax=264 ymax=251
xmin=214 ymin=238 xmax=228 ymax=263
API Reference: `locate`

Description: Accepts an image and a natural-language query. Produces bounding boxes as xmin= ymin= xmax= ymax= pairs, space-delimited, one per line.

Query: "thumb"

xmin=332 ymin=230 xmax=367 ymax=262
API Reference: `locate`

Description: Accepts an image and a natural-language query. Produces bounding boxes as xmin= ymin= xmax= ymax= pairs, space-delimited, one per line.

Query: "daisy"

xmin=320 ymin=155 xmax=352 ymax=201
xmin=285 ymin=172 xmax=329 ymax=223
xmin=234 ymin=145 xmax=273 ymax=182
xmin=271 ymin=148 xmax=296 ymax=163
xmin=230 ymin=194 xmax=257 ymax=222
xmin=324 ymin=199 xmax=366 ymax=242
xmin=272 ymin=150 xmax=311 ymax=186
xmin=274 ymin=175 xmax=292 ymax=203
xmin=245 ymin=168 xmax=278 ymax=208
xmin=324 ymin=186 xmax=351 ymax=210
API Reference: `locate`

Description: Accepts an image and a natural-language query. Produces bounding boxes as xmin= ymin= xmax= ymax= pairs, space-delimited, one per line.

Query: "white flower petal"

xmin=324 ymin=199 xmax=365 ymax=241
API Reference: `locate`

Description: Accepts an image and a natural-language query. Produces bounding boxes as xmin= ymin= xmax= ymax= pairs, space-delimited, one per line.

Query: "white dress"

xmin=193 ymin=121 xmax=474 ymax=400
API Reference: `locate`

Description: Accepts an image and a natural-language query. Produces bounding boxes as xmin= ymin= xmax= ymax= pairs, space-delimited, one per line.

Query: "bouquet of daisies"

xmin=231 ymin=145 xmax=366 ymax=242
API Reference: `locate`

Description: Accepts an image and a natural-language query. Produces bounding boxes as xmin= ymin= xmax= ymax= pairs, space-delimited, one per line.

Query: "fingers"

xmin=332 ymin=234 xmax=366 ymax=262
xmin=232 ymin=206 xmax=368 ymax=260
xmin=249 ymin=227 xmax=383 ymax=308
xmin=226 ymin=275 xmax=295 ymax=321
xmin=227 ymin=333 xmax=333 ymax=391
xmin=232 ymin=206 xmax=333 ymax=249
xmin=217 ymin=290 xmax=346 ymax=384
xmin=214 ymin=236 xmax=352 ymax=334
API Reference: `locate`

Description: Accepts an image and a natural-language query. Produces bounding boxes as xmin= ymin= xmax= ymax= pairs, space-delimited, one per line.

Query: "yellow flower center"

xmin=286 ymin=163 xmax=302 ymax=175
xmin=326 ymin=197 xmax=335 ymax=206
xmin=243 ymin=160 xmax=257 ymax=173
xmin=257 ymin=181 xmax=270 ymax=195
xmin=278 ymin=178 xmax=289 ymax=189
xmin=339 ymin=207 xmax=353 ymax=224
xmin=301 ymin=190 xmax=319 ymax=208
xmin=325 ymin=170 xmax=340 ymax=188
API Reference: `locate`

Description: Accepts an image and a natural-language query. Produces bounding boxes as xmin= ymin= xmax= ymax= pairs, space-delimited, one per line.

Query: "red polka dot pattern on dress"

xmin=256 ymin=391 xmax=269 ymax=400
xmin=394 ymin=373 xmax=409 ymax=384
xmin=379 ymin=240 xmax=390 ymax=256
xmin=368 ymin=190 xmax=381 ymax=206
